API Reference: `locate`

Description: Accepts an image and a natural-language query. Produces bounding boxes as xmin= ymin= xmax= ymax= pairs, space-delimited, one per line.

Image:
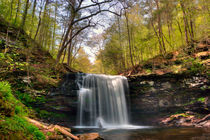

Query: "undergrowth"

xmin=0 ymin=81 xmax=45 ymax=140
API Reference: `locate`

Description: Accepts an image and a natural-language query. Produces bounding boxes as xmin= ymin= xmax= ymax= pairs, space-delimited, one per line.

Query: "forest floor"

xmin=121 ymin=38 xmax=209 ymax=77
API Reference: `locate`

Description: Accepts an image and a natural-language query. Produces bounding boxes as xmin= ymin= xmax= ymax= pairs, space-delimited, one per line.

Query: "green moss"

xmin=0 ymin=81 xmax=45 ymax=140
xmin=197 ymin=97 xmax=205 ymax=103
xmin=0 ymin=115 xmax=45 ymax=140
xmin=35 ymin=108 xmax=66 ymax=119
xmin=184 ymin=97 xmax=206 ymax=106
xmin=15 ymin=91 xmax=46 ymax=107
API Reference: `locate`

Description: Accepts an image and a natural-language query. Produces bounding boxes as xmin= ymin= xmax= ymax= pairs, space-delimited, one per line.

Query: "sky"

xmin=83 ymin=27 xmax=104 ymax=63
xmin=82 ymin=15 xmax=116 ymax=64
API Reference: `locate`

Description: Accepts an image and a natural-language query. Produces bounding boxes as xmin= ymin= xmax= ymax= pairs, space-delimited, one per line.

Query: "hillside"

xmin=0 ymin=18 xmax=81 ymax=140
xmin=121 ymin=38 xmax=209 ymax=76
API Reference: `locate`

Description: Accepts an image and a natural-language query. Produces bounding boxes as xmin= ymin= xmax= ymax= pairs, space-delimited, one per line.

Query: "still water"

xmin=73 ymin=127 xmax=210 ymax=140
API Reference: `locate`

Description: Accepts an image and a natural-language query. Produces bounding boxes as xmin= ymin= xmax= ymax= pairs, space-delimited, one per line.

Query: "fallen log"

xmin=26 ymin=117 xmax=79 ymax=140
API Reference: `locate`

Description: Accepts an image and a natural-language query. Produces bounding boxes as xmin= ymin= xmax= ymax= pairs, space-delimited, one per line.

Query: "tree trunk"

xmin=176 ymin=19 xmax=184 ymax=45
xmin=51 ymin=1 xmax=58 ymax=54
xmin=38 ymin=0 xmax=49 ymax=46
xmin=10 ymin=0 xmax=14 ymax=20
xmin=180 ymin=1 xmax=189 ymax=45
xmin=34 ymin=0 xmax=45 ymax=40
xmin=125 ymin=11 xmax=134 ymax=68
xmin=151 ymin=21 xmax=163 ymax=54
xmin=21 ymin=0 xmax=30 ymax=30
xmin=14 ymin=0 xmax=21 ymax=24
xmin=155 ymin=0 xmax=166 ymax=54
xmin=56 ymin=15 xmax=75 ymax=64
xmin=117 ymin=16 xmax=125 ymax=70
xmin=30 ymin=0 xmax=37 ymax=36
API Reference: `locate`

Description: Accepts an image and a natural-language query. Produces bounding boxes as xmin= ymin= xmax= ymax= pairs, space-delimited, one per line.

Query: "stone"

xmin=186 ymin=111 xmax=196 ymax=115
xmin=205 ymin=97 xmax=210 ymax=109
xmin=148 ymin=81 xmax=154 ymax=86
xmin=161 ymin=82 xmax=171 ymax=89
xmin=78 ymin=133 xmax=100 ymax=140
xmin=159 ymin=99 xmax=170 ymax=107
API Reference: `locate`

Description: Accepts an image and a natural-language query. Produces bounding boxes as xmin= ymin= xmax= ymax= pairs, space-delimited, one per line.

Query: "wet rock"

xmin=78 ymin=133 xmax=101 ymax=140
xmin=161 ymin=82 xmax=171 ymax=89
xmin=205 ymin=97 xmax=210 ymax=109
xmin=186 ymin=111 xmax=196 ymax=115
xmin=159 ymin=99 xmax=171 ymax=107
xmin=129 ymin=74 xmax=209 ymax=118
xmin=160 ymin=113 xmax=210 ymax=128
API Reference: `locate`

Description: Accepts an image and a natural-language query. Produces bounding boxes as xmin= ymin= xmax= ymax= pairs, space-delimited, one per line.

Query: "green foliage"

xmin=186 ymin=59 xmax=205 ymax=74
xmin=0 ymin=81 xmax=45 ymax=140
xmin=0 ymin=53 xmax=6 ymax=59
xmin=46 ymin=132 xmax=53 ymax=136
xmin=0 ymin=39 xmax=6 ymax=48
xmin=35 ymin=108 xmax=66 ymax=119
xmin=15 ymin=91 xmax=35 ymax=106
xmin=0 ymin=82 xmax=26 ymax=116
xmin=15 ymin=91 xmax=46 ymax=107
xmin=184 ymin=97 xmax=206 ymax=106
xmin=0 ymin=81 xmax=12 ymax=100
xmin=197 ymin=97 xmax=205 ymax=103
xmin=0 ymin=115 xmax=45 ymax=140
xmin=93 ymin=0 xmax=210 ymax=74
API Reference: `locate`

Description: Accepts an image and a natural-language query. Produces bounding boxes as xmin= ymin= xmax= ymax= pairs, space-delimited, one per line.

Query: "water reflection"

xmin=74 ymin=127 xmax=210 ymax=140
xmin=100 ymin=127 xmax=210 ymax=140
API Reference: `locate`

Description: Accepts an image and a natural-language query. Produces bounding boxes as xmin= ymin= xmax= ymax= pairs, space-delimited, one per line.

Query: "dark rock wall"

xmin=47 ymin=73 xmax=209 ymax=126
xmin=45 ymin=73 xmax=79 ymax=126
xmin=128 ymin=74 xmax=209 ymax=125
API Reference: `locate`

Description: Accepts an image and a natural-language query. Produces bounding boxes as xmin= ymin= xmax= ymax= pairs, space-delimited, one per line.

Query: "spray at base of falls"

xmin=76 ymin=73 xmax=130 ymax=128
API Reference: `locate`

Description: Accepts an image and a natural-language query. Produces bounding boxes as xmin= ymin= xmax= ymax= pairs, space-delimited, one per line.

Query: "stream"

xmin=73 ymin=127 xmax=210 ymax=140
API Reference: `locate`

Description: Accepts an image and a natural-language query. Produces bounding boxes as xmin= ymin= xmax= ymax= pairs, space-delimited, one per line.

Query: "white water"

xmin=76 ymin=74 xmax=130 ymax=128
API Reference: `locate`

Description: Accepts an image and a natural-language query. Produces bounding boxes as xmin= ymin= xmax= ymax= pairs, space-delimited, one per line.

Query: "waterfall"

xmin=76 ymin=73 xmax=129 ymax=128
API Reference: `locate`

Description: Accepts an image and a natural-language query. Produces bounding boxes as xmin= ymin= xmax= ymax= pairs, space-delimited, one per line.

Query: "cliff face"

xmin=47 ymin=72 xmax=209 ymax=127
xmin=128 ymin=74 xmax=209 ymax=125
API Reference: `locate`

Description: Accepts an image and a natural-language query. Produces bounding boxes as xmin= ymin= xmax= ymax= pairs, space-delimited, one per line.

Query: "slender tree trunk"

xmin=14 ymin=0 xmax=21 ymax=24
xmin=51 ymin=1 xmax=58 ymax=54
xmin=67 ymin=29 xmax=73 ymax=66
xmin=189 ymin=13 xmax=194 ymax=39
xmin=125 ymin=11 xmax=134 ymax=68
xmin=151 ymin=21 xmax=163 ymax=54
xmin=38 ymin=0 xmax=49 ymax=46
xmin=167 ymin=16 xmax=171 ymax=39
xmin=21 ymin=0 xmax=30 ymax=30
xmin=56 ymin=26 xmax=72 ymax=64
xmin=34 ymin=0 xmax=44 ymax=40
xmin=117 ymin=16 xmax=125 ymax=69
xmin=62 ymin=48 xmax=67 ymax=63
xmin=56 ymin=16 xmax=75 ymax=64
xmin=176 ymin=19 xmax=184 ymax=45
xmin=10 ymin=0 xmax=14 ymax=20
xmin=155 ymin=0 xmax=166 ymax=54
xmin=180 ymin=1 xmax=189 ymax=45
xmin=30 ymin=0 xmax=37 ymax=36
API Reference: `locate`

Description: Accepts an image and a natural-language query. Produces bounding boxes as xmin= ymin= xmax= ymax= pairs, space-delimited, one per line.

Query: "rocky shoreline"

xmin=160 ymin=112 xmax=210 ymax=128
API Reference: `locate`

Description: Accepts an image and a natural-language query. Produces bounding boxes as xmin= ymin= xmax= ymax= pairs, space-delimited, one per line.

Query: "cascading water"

xmin=76 ymin=73 xmax=130 ymax=128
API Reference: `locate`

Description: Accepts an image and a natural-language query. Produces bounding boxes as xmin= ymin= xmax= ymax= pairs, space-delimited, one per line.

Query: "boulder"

xmin=78 ymin=133 xmax=101 ymax=140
